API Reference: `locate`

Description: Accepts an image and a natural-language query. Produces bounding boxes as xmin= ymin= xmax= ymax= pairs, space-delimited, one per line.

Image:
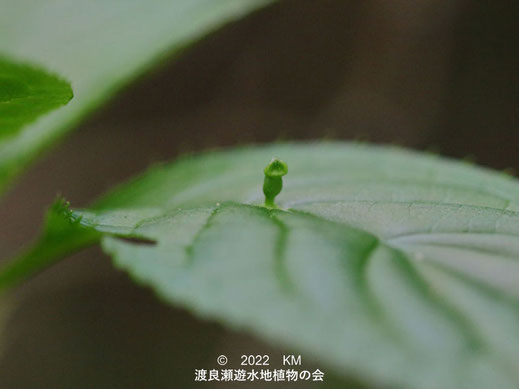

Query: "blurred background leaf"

xmin=0 ymin=57 xmax=72 ymax=139
xmin=0 ymin=0 xmax=273 ymax=195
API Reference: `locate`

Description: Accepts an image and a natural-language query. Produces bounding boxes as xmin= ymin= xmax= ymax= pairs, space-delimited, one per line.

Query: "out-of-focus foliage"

xmin=0 ymin=57 xmax=72 ymax=139
xmin=0 ymin=0 xmax=273 ymax=195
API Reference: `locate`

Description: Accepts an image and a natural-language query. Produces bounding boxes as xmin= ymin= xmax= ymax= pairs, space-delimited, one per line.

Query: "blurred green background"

xmin=0 ymin=0 xmax=518 ymax=387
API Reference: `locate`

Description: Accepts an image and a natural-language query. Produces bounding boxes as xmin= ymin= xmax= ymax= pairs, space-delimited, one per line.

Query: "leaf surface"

xmin=57 ymin=142 xmax=519 ymax=389
xmin=0 ymin=57 xmax=72 ymax=140
xmin=0 ymin=0 xmax=273 ymax=194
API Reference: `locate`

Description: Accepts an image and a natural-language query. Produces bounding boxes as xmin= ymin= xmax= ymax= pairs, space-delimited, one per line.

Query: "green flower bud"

xmin=263 ymin=157 xmax=288 ymax=208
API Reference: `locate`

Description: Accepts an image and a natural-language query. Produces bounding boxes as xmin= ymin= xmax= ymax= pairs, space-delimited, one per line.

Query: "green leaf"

xmin=0 ymin=0 xmax=273 ymax=195
xmin=0 ymin=56 xmax=72 ymax=138
xmin=6 ymin=142 xmax=519 ymax=388
xmin=0 ymin=197 xmax=100 ymax=291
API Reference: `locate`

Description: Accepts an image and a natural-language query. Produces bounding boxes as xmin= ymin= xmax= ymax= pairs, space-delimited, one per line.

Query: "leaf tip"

xmin=46 ymin=195 xmax=82 ymax=229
